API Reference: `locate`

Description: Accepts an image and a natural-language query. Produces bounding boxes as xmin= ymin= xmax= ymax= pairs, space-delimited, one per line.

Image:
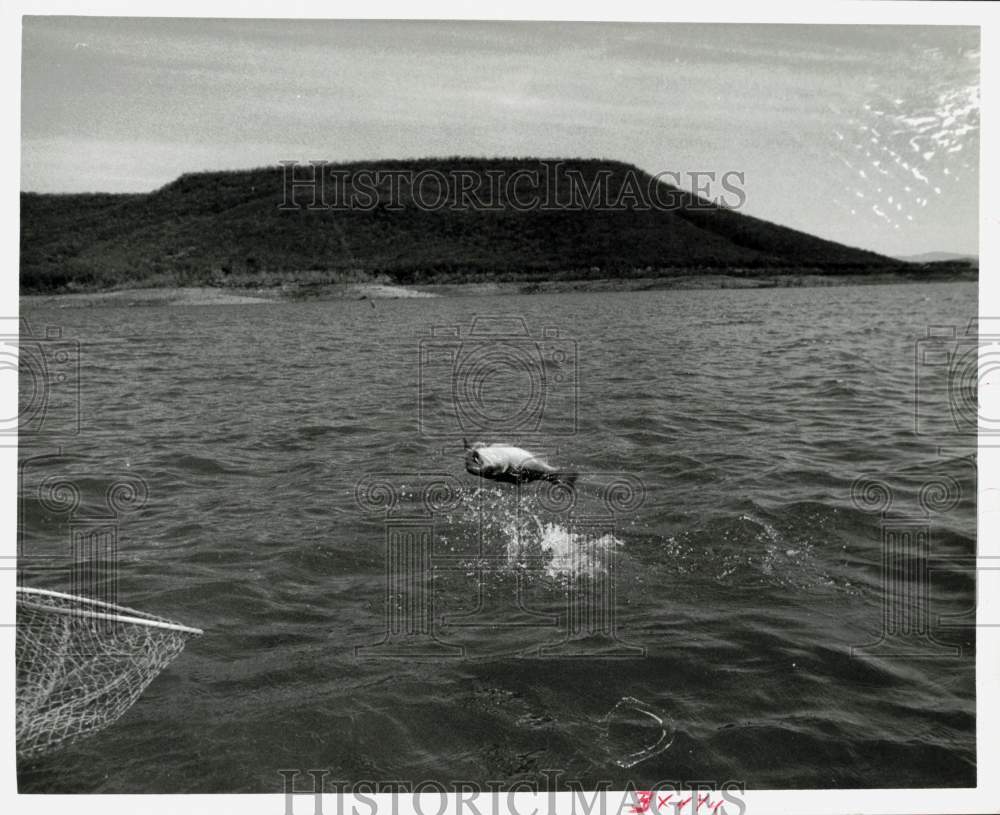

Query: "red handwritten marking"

xmin=629 ymin=791 xmax=727 ymax=815
xmin=629 ymin=791 xmax=652 ymax=813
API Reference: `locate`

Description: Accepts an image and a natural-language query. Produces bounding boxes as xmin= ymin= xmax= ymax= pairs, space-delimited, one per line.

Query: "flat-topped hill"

xmin=21 ymin=158 xmax=908 ymax=293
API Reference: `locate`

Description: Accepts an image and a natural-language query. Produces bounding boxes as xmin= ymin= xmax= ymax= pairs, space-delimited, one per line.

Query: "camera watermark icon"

xmin=418 ymin=316 xmax=578 ymax=439
xmin=2 ymin=317 xmax=81 ymax=443
xmin=914 ymin=317 xmax=1000 ymax=441
xmin=354 ymin=470 xmax=645 ymax=660
xmin=850 ymin=474 xmax=963 ymax=658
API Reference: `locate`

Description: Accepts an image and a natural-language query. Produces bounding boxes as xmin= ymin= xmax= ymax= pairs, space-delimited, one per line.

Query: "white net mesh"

xmin=16 ymin=587 xmax=203 ymax=759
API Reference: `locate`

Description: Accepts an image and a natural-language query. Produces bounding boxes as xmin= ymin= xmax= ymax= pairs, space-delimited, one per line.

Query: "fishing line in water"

xmin=602 ymin=696 xmax=676 ymax=769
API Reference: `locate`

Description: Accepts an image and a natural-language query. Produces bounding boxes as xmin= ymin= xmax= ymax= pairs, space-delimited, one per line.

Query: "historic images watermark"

xmin=277 ymin=772 xmax=747 ymax=815
xmin=10 ymin=319 xmax=147 ymax=634
xmin=17 ymin=451 xmax=149 ymax=628
xmin=845 ymin=317 xmax=991 ymax=658
xmin=913 ymin=317 xmax=1000 ymax=637
xmin=278 ymin=160 xmax=747 ymax=213
xmin=849 ymin=473 xmax=965 ymax=658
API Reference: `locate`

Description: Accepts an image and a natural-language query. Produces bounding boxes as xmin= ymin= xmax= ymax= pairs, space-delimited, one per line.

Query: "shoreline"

xmin=20 ymin=271 xmax=976 ymax=308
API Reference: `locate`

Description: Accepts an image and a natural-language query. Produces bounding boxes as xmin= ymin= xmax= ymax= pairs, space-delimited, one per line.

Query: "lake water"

xmin=17 ymin=282 xmax=977 ymax=792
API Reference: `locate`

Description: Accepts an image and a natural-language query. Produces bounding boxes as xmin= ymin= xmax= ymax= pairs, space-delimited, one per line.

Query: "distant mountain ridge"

xmin=894 ymin=251 xmax=978 ymax=265
xmin=21 ymin=158 xmax=910 ymax=293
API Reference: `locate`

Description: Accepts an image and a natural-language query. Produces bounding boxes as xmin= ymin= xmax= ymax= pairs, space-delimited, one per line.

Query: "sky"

xmin=20 ymin=18 xmax=980 ymax=257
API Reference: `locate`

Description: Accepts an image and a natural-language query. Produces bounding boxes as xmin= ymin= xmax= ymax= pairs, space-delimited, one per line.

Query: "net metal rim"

xmin=16 ymin=587 xmax=204 ymax=636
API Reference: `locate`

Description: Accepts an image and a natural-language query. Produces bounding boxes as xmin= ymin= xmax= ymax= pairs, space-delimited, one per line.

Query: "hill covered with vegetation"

xmin=21 ymin=158 xmax=920 ymax=293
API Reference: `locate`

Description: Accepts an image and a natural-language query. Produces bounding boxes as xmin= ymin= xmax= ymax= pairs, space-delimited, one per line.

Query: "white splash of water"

xmin=457 ymin=486 xmax=623 ymax=580
xmin=534 ymin=520 xmax=623 ymax=579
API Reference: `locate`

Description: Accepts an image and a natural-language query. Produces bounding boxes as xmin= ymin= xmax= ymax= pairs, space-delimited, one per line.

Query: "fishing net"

xmin=16 ymin=586 xmax=203 ymax=759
